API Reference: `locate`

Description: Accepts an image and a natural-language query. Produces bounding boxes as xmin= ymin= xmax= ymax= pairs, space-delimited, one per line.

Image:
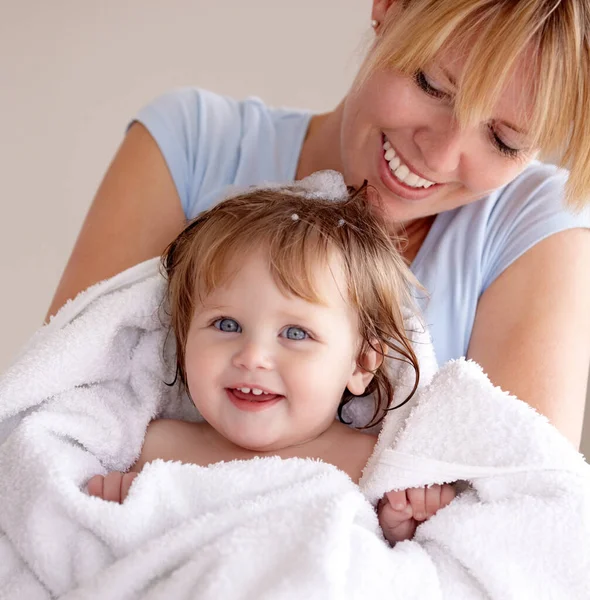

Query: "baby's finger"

xmin=86 ymin=475 xmax=104 ymax=498
xmin=384 ymin=489 xmax=408 ymax=511
xmin=406 ymin=487 xmax=427 ymax=521
xmin=440 ymin=483 xmax=457 ymax=508
xmin=120 ymin=472 xmax=139 ymax=502
xmin=381 ymin=516 xmax=417 ymax=544
xmin=378 ymin=501 xmax=417 ymax=544
xmin=424 ymin=485 xmax=443 ymax=518
xmin=102 ymin=472 xmax=125 ymax=503
xmin=378 ymin=503 xmax=413 ymax=526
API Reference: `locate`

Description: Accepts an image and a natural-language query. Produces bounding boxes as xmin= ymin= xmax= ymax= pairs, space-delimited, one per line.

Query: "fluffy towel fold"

xmin=0 ymin=258 xmax=589 ymax=599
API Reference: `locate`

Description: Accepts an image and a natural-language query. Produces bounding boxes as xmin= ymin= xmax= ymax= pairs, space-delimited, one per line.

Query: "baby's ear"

xmin=347 ymin=341 xmax=384 ymax=396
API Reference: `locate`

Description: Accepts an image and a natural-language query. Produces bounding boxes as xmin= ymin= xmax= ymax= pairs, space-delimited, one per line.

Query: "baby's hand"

xmin=377 ymin=484 xmax=456 ymax=545
xmin=87 ymin=472 xmax=138 ymax=503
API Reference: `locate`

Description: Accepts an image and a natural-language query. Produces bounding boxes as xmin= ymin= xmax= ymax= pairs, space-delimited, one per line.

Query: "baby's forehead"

xmin=194 ymin=247 xmax=353 ymax=310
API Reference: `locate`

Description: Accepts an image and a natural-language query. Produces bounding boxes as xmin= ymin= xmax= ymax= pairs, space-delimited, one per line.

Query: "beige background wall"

xmin=1 ymin=1 xmax=589 ymax=456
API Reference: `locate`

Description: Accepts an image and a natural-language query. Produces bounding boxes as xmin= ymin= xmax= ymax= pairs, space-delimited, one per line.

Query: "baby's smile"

xmin=226 ymin=387 xmax=284 ymax=413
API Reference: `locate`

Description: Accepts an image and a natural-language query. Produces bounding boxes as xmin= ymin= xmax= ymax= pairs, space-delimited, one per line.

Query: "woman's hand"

xmin=377 ymin=484 xmax=456 ymax=545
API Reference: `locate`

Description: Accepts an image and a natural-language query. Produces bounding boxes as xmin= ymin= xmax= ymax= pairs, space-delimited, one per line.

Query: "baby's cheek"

xmin=185 ymin=352 xmax=221 ymax=410
xmin=186 ymin=339 xmax=222 ymax=379
xmin=301 ymin=353 xmax=352 ymax=404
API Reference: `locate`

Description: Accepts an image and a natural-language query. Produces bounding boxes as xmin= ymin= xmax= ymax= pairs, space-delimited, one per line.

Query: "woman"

xmin=47 ymin=0 xmax=590 ymax=452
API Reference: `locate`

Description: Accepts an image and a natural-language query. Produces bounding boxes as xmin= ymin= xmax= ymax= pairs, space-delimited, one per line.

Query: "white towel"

xmin=0 ymin=258 xmax=589 ymax=599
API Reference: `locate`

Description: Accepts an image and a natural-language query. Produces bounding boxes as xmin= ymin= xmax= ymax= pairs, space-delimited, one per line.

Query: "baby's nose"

xmin=232 ymin=338 xmax=274 ymax=371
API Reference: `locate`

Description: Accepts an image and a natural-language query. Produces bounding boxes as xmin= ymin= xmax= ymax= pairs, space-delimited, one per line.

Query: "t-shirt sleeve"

xmin=131 ymin=88 xmax=243 ymax=219
xmin=481 ymin=164 xmax=590 ymax=293
xmin=131 ymin=88 xmax=202 ymax=217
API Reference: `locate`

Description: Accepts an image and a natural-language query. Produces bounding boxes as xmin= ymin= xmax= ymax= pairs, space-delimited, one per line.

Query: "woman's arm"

xmin=45 ymin=122 xmax=186 ymax=321
xmin=467 ymin=228 xmax=590 ymax=447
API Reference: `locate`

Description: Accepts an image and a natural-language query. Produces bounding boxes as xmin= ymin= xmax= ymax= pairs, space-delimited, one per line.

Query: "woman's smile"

xmin=378 ymin=133 xmax=442 ymax=202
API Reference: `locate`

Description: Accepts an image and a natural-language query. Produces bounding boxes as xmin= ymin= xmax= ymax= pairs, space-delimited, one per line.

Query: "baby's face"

xmin=184 ymin=250 xmax=366 ymax=452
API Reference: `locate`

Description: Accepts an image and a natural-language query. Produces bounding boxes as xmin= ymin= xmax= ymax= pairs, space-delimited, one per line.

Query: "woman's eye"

xmin=281 ymin=326 xmax=309 ymax=341
xmin=213 ymin=318 xmax=241 ymax=333
xmin=488 ymin=125 xmax=520 ymax=159
xmin=414 ymin=70 xmax=448 ymax=100
xmin=415 ymin=69 xmax=523 ymax=159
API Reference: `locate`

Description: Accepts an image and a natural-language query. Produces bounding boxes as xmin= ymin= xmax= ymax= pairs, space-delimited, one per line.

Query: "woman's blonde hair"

xmin=361 ymin=0 xmax=590 ymax=208
xmin=163 ymin=183 xmax=420 ymax=429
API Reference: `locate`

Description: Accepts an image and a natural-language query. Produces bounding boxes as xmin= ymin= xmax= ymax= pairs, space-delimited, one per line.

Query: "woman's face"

xmin=339 ymin=46 xmax=538 ymax=224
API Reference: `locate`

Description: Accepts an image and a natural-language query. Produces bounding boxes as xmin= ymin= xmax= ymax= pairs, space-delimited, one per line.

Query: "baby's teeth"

xmin=235 ymin=387 xmax=269 ymax=396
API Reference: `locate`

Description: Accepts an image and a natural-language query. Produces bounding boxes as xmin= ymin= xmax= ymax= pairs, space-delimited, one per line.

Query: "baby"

xmin=88 ymin=181 xmax=455 ymax=544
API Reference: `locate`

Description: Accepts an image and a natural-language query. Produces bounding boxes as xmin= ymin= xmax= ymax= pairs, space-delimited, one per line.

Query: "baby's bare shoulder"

xmin=131 ymin=419 xmax=202 ymax=471
xmin=345 ymin=427 xmax=379 ymax=464
xmin=144 ymin=418 xmax=201 ymax=445
xmin=321 ymin=422 xmax=377 ymax=483
xmin=330 ymin=420 xmax=377 ymax=446
xmin=146 ymin=418 xmax=198 ymax=435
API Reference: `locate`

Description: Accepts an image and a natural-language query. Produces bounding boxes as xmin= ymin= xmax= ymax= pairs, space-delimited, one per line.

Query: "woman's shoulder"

xmin=446 ymin=160 xmax=589 ymax=291
xmin=411 ymin=160 xmax=589 ymax=362
xmin=133 ymin=87 xmax=261 ymax=151
xmin=132 ymin=87 xmax=312 ymax=218
xmin=478 ymin=161 xmax=588 ymax=243
xmin=134 ymin=86 xmax=310 ymax=149
xmin=441 ymin=160 xmax=586 ymax=243
xmin=490 ymin=160 xmax=569 ymax=213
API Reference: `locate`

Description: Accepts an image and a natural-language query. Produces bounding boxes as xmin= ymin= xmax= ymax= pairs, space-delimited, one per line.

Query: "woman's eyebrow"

xmin=498 ymin=120 xmax=527 ymax=135
xmin=441 ymin=67 xmax=529 ymax=135
xmin=441 ymin=67 xmax=457 ymax=88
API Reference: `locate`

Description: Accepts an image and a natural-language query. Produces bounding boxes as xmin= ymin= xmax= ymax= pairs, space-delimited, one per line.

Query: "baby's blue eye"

xmin=281 ymin=326 xmax=308 ymax=341
xmin=214 ymin=318 xmax=241 ymax=333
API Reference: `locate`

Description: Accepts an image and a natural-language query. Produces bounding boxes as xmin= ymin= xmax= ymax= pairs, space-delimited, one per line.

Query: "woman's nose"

xmin=232 ymin=338 xmax=274 ymax=371
xmin=414 ymin=118 xmax=465 ymax=178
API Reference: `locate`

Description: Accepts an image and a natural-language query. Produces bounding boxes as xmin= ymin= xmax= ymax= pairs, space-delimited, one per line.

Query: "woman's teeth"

xmin=383 ymin=140 xmax=435 ymax=189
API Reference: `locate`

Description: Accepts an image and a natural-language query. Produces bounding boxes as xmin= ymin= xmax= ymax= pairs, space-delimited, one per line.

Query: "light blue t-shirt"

xmin=134 ymin=87 xmax=590 ymax=365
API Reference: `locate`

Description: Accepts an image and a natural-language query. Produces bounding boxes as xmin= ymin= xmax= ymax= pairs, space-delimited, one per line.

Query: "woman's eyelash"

xmin=414 ymin=70 xmax=447 ymax=100
xmin=488 ymin=126 xmax=519 ymax=158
